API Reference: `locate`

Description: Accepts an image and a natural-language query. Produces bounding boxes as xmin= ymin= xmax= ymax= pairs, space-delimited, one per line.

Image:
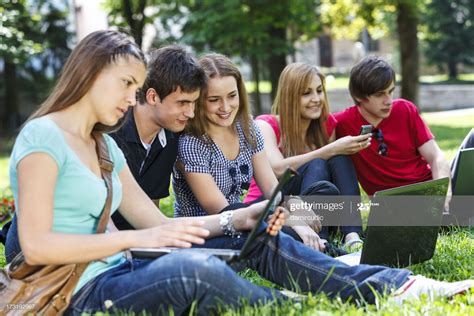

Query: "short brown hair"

xmin=349 ymin=56 xmax=396 ymax=105
xmin=137 ymin=45 xmax=206 ymax=103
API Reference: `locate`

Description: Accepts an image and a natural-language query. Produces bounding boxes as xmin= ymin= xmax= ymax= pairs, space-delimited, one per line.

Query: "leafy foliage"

xmin=0 ymin=189 xmax=14 ymax=225
xmin=0 ymin=0 xmax=72 ymax=131
xmin=423 ymin=0 xmax=474 ymax=78
xmin=176 ymin=0 xmax=321 ymax=58
xmin=0 ymin=0 xmax=43 ymax=63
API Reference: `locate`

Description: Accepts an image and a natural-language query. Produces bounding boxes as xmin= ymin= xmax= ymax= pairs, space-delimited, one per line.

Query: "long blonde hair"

xmin=27 ymin=30 xmax=145 ymax=133
xmin=272 ymin=62 xmax=330 ymax=157
xmin=186 ymin=53 xmax=257 ymax=148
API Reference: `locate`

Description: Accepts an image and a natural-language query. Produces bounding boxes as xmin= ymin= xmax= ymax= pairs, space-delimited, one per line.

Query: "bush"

xmin=0 ymin=188 xmax=15 ymax=226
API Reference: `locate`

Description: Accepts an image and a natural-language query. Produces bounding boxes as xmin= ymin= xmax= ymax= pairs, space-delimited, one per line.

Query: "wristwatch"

xmin=219 ymin=211 xmax=242 ymax=238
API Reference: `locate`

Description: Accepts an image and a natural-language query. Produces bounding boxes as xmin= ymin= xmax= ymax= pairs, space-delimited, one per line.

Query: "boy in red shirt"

xmin=334 ymin=56 xmax=451 ymax=198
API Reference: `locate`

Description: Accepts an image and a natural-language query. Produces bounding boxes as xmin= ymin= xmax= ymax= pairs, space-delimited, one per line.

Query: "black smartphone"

xmin=359 ymin=124 xmax=373 ymax=135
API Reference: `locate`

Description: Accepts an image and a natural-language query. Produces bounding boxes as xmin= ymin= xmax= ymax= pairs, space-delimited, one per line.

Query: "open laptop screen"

xmin=239 ymin=168 xmax=297 ymax=259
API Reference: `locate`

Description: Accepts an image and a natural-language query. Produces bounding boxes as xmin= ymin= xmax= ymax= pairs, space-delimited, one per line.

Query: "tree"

xmin=178 ymin=0 xmax=276 ymax=112
xmin=105 ymin=1 xmax=325 ymax=113
xmin=396 ymin=0 xmax=420 ymax=106
xmin=424 ymin=0 xmax=474 ymax=79
xmin=321 ymin=0 xmax=423 ymax=106
xmin=106 ymin=0 xmax=148 ymax=48
xmin=1 ymin=0 xmax=42 ymax=131
xmin=171 ymin=0 xmax=322 ymax=112
xmin=0 ymin=0 xmax=71 ymax=131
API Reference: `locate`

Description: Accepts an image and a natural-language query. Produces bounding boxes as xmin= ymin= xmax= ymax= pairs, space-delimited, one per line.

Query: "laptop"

xmin=130 ymin=168 xmax=297 ymax=263
xmin=336 ymin=177 xmax=449 ymax=267
xmin=445 ymin=148 xmax=474 ymax=226
xmin=452 ymin=148 xmax=474 ymax=196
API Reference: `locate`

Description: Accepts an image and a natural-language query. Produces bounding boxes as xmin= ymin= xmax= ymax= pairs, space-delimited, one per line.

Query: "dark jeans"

xmin=294 ymin=155 xmax=363 ymax=238
xmin=67 ymin=229 xmax=410 ymax=315
xmin=262 ymin=155 xmax=362 ymax=239
xmin=66 ymin=252 xmax=282 ymax=315
xmin=6 ymin=216 xmax=410 ymax=314
xmin=4 ymin=214 xmax=20 ymax=263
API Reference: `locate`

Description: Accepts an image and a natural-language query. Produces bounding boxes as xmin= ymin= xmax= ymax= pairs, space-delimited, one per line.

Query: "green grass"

xmin=0 ymin=157 xmax=9 ymax=191
xmin=420 ymin=73 xmax=474 ymax=84
xmin=1 ymin=110 xmax=473 ymax=314
xmin=421 ymin=111 xmax=474 ymax=160
xmin=245 ymin=73 xmax=474 ymax=93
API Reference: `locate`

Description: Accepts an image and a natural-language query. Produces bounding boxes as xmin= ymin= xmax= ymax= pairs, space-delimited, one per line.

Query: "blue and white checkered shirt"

xmin=173 ymin=121 xmax=264 ymax=217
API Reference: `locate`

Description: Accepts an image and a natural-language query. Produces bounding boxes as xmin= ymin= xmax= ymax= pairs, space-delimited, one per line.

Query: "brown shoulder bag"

xmin=0 ymin=133 xmax=114 ymax=316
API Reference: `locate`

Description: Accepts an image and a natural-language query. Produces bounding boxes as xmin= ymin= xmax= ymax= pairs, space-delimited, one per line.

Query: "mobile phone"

xmin=359 ymin=124 xmax=373 ymax=135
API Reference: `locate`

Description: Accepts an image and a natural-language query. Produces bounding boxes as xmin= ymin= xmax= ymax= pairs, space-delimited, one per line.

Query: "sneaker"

xmin=343 ymin=233 xmax=364 ymax=253
xmin=391 ymin=275 xmax=474 ymax=304
xmin=324 ymin=241 xmax=348 ymax=257
xmin=280 ymin=289 xmax=307 ymax=302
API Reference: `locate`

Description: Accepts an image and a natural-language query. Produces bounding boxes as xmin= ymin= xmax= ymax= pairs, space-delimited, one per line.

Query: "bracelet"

xmin=219 ymin=211 xmax=242 ymax=238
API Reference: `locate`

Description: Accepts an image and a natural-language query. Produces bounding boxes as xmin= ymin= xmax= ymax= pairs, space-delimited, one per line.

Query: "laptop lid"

xmin=360 ymin=177 xmax=449 ymax=267
xmin=238 ymin=168 xmax=297 ymax=259
xmin=452 ymin=148 xmax=474 ymax=195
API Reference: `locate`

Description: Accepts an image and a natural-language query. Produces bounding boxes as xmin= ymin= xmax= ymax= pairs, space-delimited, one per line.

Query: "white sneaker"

xmin=391 ymin=275 xmax=474 ymax=304
xmin=280 ymin=289 xmax=307 ymax=302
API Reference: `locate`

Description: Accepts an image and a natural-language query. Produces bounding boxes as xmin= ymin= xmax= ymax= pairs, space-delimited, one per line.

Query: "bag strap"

xmin=92 ymin=132 xmax=114 ymax=234
xmin=43 ymin=133 xmax=115 ymax=313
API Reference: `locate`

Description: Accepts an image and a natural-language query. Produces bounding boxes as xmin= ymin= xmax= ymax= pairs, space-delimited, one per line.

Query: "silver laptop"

xmin=336 ymin=177 xmax=449 ymax=267
xmin=130 ymin=168 xmax=297 ymax=263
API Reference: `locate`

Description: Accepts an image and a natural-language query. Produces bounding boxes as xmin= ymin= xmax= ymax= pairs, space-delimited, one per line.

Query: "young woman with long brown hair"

xmin=245 ymin=62 xmax=371 ymax=250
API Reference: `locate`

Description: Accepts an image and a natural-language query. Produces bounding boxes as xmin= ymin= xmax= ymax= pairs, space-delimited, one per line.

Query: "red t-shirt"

xmin=244 ymin=114 xmax=337 ymax=203
xmin=334 ymin=99 xmax=434 ymax=195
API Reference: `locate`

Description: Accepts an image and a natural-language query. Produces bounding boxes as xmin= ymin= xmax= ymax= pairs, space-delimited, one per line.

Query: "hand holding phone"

xmin=359 ymin=124 xmax=373 ymax=135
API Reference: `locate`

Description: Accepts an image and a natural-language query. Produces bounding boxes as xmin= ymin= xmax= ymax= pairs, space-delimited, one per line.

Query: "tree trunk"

xmin=4 ymin=61 xmax=20 ymax=132
xmin=397 ymin=2 xmax=419 ymax=107
xmin=122 ymin=0 xmax=147 ymax=48
xmin=250 ymin=55 xmax=263 ymax=115
xmin=447 ymin=59 xmax=457 ymax=80
xmin=268 ymin=26 xmax=287 ymax=102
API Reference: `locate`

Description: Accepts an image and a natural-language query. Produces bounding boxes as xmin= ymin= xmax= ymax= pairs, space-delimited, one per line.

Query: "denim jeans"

xmin=69 ymin=230 xmax=410 ymax=314
xmin=4 ymin=214 xmax=20 ymax=263
xmin=66 ymin=252 xmax=282 ymax=315
xmin=283 ymin=155 xmax=363 ymax=238
xmin=6 ymin=216 xmax=410 ymax=314
xmin=199 ymin=230 xmax=410 ymax=305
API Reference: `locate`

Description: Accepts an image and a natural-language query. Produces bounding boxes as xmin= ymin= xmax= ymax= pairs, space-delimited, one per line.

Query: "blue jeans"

xmin=67 ymin=252 xmax=281 ymax=315
xmin=283 ymin=156 xmax=363 ymax=238
xmin=69 ymin=230 xmax=409 ymax=314
xmin=6 ymin=217 xmax=410 ymax=314
xmin=4 ymin=214 xmax=20 ymax=263
xmin=199 ymin=230 xmax=410 ymax=303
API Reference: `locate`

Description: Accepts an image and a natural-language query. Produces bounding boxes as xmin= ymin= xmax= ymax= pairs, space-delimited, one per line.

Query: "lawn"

xmin=246 ymin=73 xmax=474 ymax=93
xmin=0 ymin=157 xmax=9 ymax=191
xmin=0 ymin=109 xmax=473 ymax=315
